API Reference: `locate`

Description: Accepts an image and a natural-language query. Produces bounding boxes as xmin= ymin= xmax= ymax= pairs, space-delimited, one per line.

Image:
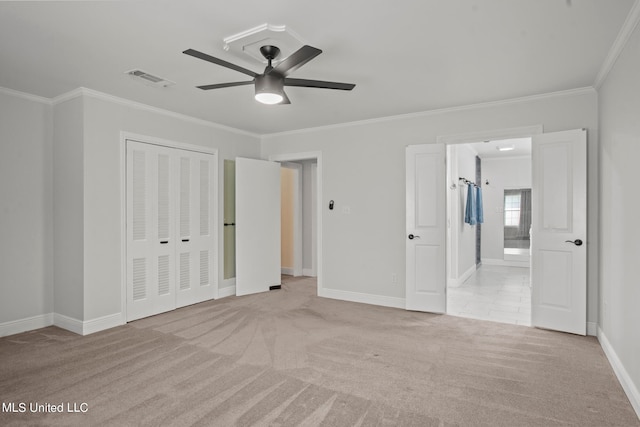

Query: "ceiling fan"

xmin=183 ymin=45 xmax=355 ymax=105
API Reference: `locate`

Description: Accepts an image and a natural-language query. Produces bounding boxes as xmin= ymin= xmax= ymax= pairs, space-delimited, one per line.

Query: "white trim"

xmin=587 ymin=322 xmax=597 ymax=336
xmin=82 ymin=313 xmax=124 ymax=335
xmin=122 ymin=131 xmax=219 ymax=155
xmin=268 ymin=152 xmax=323 ymax=298
xmin=437 ymin=125 xmax=543 ymax=145
xmin=594 ymin=0 xmax=640 ymax=89
xmin=53 ymin=313 xmax=83 ymax=335
xmin=0 ymin=313 xmax=54 ymax=337
xmin=281 ymin=267 xmax=295 ymax=275
xmin=262 ymin=88 xmax=592 ymax=139
xmin=319 ymin=288 xmax=405 ymax=310
xmin=598 ymin=327 xmax=640 ymax=419
xmin=482 ymin=258 xmax=530 ymax=268
xmin=0 ymin=86 xmax=51 ymax=105
xmin=218 ymin=285 xmax=236 ymax=298
xmin=448 ymin=263 xmax=477 ymax=287
xmin=302 ymin=268 xmax=317 ymax=277
xmin=51 ymin=87 xmax=259 ymax=138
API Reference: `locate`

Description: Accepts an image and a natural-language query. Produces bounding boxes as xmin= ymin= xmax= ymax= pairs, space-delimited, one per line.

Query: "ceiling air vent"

xmin=126 ymin=69 xmax=175 ymax=88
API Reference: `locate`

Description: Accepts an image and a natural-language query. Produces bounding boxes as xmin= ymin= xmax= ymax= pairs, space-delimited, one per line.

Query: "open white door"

xmin=406 ymin=144 xmax=446 ymax=312
xmin=532 ymin=129 xmax=587 ymax=335
xmin=235 ymin=157 xmax=281 ymax=296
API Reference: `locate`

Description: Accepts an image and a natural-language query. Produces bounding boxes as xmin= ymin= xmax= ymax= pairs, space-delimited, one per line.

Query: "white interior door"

xmin=532 ymin=129 xmax=587 ymax=335
xmin=406 ymin=144 xmax=446 ymax=312
xmin=126 ymin=141 xmax=176 ymax=321
xmin=235 ymin=157 xmax=281 ymax=296
xmin=176 ymin=151 xmax=216 ymax=308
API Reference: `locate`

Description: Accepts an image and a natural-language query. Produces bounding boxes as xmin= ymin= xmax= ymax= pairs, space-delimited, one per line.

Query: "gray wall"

xmin=598 ymin=17 xmax=640 ymax=409
xmin=81 ymin=94 xmax=261 ymax=321
xmin=53 ymin=96 xmax=85 ymax=320
xmin=262 ymin=89 xmax=599 ymax=324
xmin=0 ymin=92 xmax=53 ymax=324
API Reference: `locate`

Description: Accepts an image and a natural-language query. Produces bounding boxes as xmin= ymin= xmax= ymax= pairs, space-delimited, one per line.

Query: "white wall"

xmin=481 ymin=156 xmax=531 ymax=261
xmin=453 ymin=144 xmax=478 ymax=280
xmin=262 ymin=89 xmax=599 ymax=323
xmin=598 ymin=15 xmax=640 ymax=415
xmin=280 ymin=167 xmax=294 ymax=269
xmin=0 ymin=91 xmax=53 ymax=328
xmin=302 ymin=160 xmax=317 ymax=275
xmin=78 ymin=91 xmax=261 ymax=322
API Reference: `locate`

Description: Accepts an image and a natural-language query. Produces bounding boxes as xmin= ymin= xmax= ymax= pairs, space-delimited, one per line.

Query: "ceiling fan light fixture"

xmin=255 ymin=92 xmax=283 ymax=105
xmin=255 ymin=74 xmax=284 ymax=105
xmin=497 ymin=145 xmax=515 ymax=152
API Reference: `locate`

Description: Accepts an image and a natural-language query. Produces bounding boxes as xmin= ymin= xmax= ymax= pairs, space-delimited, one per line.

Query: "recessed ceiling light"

xmin=497 ymin=146 xmax=515 ymax=152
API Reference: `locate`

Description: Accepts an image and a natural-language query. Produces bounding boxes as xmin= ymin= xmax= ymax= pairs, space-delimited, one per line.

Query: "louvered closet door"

xmin=175 ymin=150 xmax=216 ymax=308
xmin=126 ymin=141 xmax=177 ymax=321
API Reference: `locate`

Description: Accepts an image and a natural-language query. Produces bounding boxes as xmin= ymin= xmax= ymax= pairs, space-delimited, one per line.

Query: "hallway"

xmin=447 ymin=265 xmax=531 ymax=326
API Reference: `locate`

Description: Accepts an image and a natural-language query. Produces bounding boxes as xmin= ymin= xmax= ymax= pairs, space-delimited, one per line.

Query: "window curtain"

xmin=518 ymin=189 xmax=532 ymax=239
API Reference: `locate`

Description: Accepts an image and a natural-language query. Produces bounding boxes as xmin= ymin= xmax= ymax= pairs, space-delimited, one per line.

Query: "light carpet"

xmin=1 ymin=276 xmax=638 ymax=426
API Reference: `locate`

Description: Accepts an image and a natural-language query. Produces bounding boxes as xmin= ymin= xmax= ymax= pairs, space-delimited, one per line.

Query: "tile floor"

xmin=447 ymin=264 xmax=531 ymax=326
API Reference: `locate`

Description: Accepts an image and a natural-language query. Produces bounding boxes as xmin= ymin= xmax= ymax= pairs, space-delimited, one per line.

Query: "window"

xmin=504 ymin=193 xmax=521 ymax=226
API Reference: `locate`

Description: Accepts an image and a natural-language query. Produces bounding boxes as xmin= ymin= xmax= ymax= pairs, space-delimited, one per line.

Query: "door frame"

xmin=119 ymin=132 xmax=219 ymax=324
xmin=435 ymin=125 xmax=543 ymax=317
xmin=280 ymin=162 xmax=303 ymax=277
xmin=269 ymin=151 xmax=322 ymax=295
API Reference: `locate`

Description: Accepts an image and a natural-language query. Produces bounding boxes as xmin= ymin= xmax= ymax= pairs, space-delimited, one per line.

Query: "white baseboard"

xmin=587 ymin=321 xmax=597 ymax=336
xmin=482 ymin=258 xmax=529 ymax=268
xmin=83 ymin=313 xmax=124 ymax=335
xmin=448 ymin=264 xmax=477 ymax=287
xmin=598 ymin=327 xmax=640 ymax=419
xmin=54 ymin=312 xmax=124 ymax=336
xmin=53 ymin=313 xmax=84 ymax=335
xmin=218 ymin=285 xmax=236 ymax=298
xmin=319 ymin=287 xmax=405 ymax=309
xmin=302 ymin=268 xmax=317 ymax=277
xmin=281 ymin=267 xmax=294 ymax=275
xmin=0 ymin=313 xmax=54 ymax=337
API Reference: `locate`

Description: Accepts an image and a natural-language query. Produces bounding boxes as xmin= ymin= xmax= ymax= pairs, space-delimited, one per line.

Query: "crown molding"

xmin=261 ymin=87 xmax=595 ymax=140
xmin=594 ymin=0 xmax=640 ymax=89
xmin=0 ymin=86 xmax=51 ymax=105
xmin=51 ymin=87 xmax=260 ymax=139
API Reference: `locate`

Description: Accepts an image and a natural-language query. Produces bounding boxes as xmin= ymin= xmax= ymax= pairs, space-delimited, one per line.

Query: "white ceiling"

xmin=0 ymin=0 xmax=634 ymax=135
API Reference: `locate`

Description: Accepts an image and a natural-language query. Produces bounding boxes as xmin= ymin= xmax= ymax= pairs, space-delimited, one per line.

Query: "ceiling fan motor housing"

xmin=255 ymin=73 xmax=284 ymax=102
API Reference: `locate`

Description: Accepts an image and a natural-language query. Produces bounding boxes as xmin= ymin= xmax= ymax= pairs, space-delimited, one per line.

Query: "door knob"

xmin=565 ymin=239 xmax=583 ymax=246
xmin=408 ymin=234 xmax=420 ymax=240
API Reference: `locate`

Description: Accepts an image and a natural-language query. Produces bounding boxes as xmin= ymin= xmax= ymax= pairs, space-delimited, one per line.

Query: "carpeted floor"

xmin=1 ymin=276 xmax=638 ymax=426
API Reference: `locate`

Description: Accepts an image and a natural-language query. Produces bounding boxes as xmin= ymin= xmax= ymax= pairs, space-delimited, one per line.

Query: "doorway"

xmin=280 ymin=161 xmax=318 ymax=279
xmin=270 ymin=152 xmax=322 ymax=295
xmin=445 ymin=137 xmax=533 ymax=326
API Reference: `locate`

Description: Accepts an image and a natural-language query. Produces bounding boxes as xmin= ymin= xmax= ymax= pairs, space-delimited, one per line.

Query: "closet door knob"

xmin=565 ymin=239 xmax=583 ymax=246
xmin=408 ymin=234 xmax=420 ymax=240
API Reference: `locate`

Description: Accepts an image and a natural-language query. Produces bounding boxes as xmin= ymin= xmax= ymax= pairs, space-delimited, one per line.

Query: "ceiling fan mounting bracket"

xmin=259 ymin=45 xmax=281 ymax=61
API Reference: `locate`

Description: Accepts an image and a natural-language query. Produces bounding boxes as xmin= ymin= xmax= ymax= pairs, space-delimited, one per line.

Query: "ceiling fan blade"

xmin=272 ymin=45 xmax=322 ymax=76
xmin=280 ymin=90 xmax=291 ymax=105
xmin=183 ymin=49 xmax=257 ymax=78
xmin=196 ymin=81 xmax=254 ymax=90
xmin=284 ymin=78 xmax=355 ymax=91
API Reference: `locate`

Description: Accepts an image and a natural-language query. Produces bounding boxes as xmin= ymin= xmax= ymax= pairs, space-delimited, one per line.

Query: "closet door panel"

xmin=126 ymin=141 xmax=176 ymax=321
xmin=176 ymin=151 xmax=216 ymax=307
